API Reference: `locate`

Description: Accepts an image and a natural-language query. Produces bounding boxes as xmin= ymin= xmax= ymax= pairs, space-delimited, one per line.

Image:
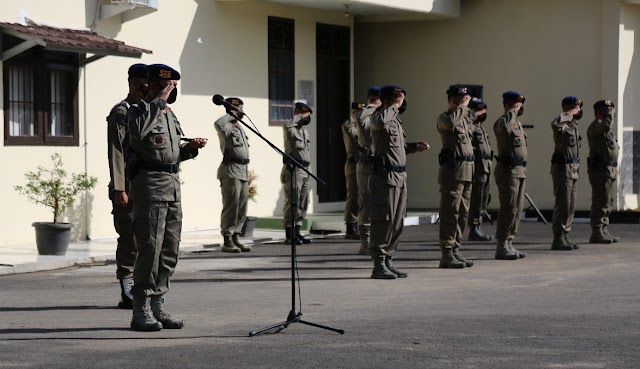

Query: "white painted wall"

xmin=0 ymin=0 xmax=352 ymax=246
xmin=355 ymin=0 xmax=619 ymax=212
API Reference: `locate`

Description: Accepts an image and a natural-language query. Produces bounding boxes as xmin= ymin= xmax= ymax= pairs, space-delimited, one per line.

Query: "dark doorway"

xmin=316 ymin=23 xmax=350 ymax=203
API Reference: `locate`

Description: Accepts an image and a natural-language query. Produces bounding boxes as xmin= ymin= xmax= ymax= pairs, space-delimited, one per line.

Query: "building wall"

xmin=0 ymin=0 xmax=352 ymax=246
xmin=620 ymin=2 xmax=640 ymax=210
xmin=355 ymin=0 xmax=625 ymax=212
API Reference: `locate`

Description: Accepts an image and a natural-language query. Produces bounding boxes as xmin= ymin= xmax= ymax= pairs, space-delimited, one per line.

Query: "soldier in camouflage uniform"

xmin=215 ymin=97 xmax=252 ymax=253
xmin=369 ymin=85 xmax=429 ymax=279
xmin=282 ymin=102 xmax=314 ymax=245
xmin=127 ymin=64 xmax=207 ymax=331
xmin=493 ymin=91 xmax=528 ymax=260
xmin=437 ymin=85 xmax=482 ymax=269
xmin=355 ymin=87 xmax=381 ymax=255
xmin=550 ymin=96 xmax=583 ymax=251
xmin=107 ymin=63 xmax=147 ymax=309
xmin=467 ymin=97 xmax=493 ymax=242
xmin=342 ymin=102 xmax=364 ymax=240
xmin=587 ymin=100 xmax=620 ymax=243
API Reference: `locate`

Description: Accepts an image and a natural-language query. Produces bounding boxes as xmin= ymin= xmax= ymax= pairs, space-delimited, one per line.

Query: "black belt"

xmin=283 ymin=157 xmax=310 ymax=167
xmin=223 ymin=155 xmax=250 ymax=165
xmin=495 ymin=156 xmax=527 ymax=167
xmin=458 ymin=155 xmax=475 ymax=162
xmin=139 ymin=162 xmax=179 ymax=173
xmin=386 ymin=165 xmax=406 ymax=172
xmin=476 ymin=155 xmax=493 ymax=161
xmin=347 ymin=156 xmax=360 ymax=164
xmin=588 ymin=157 xmax=617 ymax=168
xmin=552 ymin=153 xmax=580 ymax=165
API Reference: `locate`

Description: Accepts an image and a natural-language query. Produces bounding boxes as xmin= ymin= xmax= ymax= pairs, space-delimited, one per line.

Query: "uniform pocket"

xmin=513 ymin=136 xmax=524 ymax=146
xmin=388 ymin=127 xmax=400 ymax=147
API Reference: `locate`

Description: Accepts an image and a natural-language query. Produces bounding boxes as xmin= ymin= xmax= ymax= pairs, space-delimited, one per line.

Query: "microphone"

xmin=212 ymin=94 xmax=241 ymax=113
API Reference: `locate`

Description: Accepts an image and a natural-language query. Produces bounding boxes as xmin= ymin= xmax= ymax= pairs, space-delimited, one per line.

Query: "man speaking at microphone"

xmin=214 ymin=97 xmax=252 ymax=253
xmin=127 ymin=64 xmax=207 ymax=331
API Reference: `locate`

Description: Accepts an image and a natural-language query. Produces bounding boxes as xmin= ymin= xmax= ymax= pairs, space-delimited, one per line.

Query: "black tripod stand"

xmin=210 ymin=97 xmax=343 ymax=336
xmin=249 ymin=160 xmax=344 ymax=336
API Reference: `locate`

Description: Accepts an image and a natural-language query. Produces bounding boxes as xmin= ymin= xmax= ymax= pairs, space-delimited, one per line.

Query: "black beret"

xmin=502 ymin=90 xmax=525 ymax=103
xmin=594 ymin=99 xmax=615 ymax=109
xmin=469 ymin=97 xmax=487 ymax=110
xmin=367 ymin=86 xmax=381 ymax=96
xmin=128 ymin=63 xmax=148 ymax=79
xmin=562 ymin=96 xmax=583 ymax=107
xmin=295 ymin=101 xmax=313 ymax=113
xmin=225 ymin=97 xmax=244 ymax=106
xmin=446 ymin=84 xmax=469 ymax=97
xmin=380 ymin=84 xmax=407 ymax=98
xmin=351 ymin=102 xmax=365 ymax=110
xmin=147 ymin=63 xmax=181 ymax=81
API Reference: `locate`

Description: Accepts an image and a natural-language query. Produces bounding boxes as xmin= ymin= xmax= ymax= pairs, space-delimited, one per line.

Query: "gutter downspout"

xmin=83 ymin=65 xmax=91 ymax=240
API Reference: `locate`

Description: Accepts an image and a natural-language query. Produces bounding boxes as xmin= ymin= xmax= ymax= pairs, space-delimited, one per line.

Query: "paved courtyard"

xmin=0 ymin=222 xmax=639 ymax=369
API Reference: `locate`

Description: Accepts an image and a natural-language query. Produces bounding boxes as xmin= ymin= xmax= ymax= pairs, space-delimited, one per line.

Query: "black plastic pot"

xmin=32 ymin=222 xmax=74 ymax=255
xmin=240 ymin=216 xmax=257 ymax=238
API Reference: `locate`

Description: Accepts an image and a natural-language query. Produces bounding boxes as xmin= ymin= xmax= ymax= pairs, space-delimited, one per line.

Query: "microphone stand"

xmin=219 ymin=108 xmax=343 ymax=337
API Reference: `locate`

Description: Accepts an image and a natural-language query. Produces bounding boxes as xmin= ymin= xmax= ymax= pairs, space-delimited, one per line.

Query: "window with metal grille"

xmin=3 ymin=50 xmax=78 ymax=146
xmin=268 ymin=17 xmax=294 ymax=126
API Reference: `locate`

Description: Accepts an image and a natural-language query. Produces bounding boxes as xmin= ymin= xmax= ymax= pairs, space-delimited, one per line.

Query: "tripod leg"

xmin=525 ymin=192 xmax=548 ymax=225
xmin=249 ymin=321 xmax=288 ymax=337
xmin=298 ymin=319 xmax=345 ymax=334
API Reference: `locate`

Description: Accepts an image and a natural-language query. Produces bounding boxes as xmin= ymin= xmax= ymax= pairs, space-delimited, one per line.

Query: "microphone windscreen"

xmin=212 ymin=94 xmax=225 ymax=106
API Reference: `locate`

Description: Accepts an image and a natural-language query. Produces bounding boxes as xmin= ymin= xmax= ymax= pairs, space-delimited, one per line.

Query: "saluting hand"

xmin=393 ymin=93 xmax=405 ymax=109
xmin=159 ymin=81 xmax=176 ymax=102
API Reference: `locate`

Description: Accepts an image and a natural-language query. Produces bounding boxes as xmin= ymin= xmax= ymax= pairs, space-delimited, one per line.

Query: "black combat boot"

xmin=371 ymin=255 xmax=397 ymax=279
xmin=602 ymin=225 xmax=620 ymax=243
xmin=358 ymin=225 xmax=370 ymax=255
xmin=285 ymin=227 xmax=302 ymax=245
xmin=295 ymin=225 xmax=312 ymax=244
xmin=232 ymin=233 xmax=252 ymax=252
xmin=439 ymin=247 xmax=466 ymax=269
xmin=495 ymin=239 xmax=518 ymax=260
xmin=563 ymin=232 xmax=580 ymax=249
xmin=452 ymin=246 xmax=474 ymax=267
xmin=468 ymin=224 xmax=493 ymax=241
xmin=118 ymin=277 xmax=133 ymax=309
xmin=150 ymin=296 xmax=185 ymax=329
xmin=221 ymin=235 xmax=241 ymax=253
xmin=551 ymin=233 xmax=573 ymax=250
xmin=384 ymin=256 xmax=408 ymax=278
xmin=589 ymin=227 xmax=614 ymax=244
xmin=507 ymin=240 xmax=527 ymax=259
xmin=131 ymin=295 xmax=163 ymax=332
xmin=345 ymin=222 xmax=359 ymax=240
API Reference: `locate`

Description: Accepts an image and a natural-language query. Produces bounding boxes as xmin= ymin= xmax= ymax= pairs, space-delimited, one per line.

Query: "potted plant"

xmin=14 ymin=153 xmax=98 ymax=255
xmin=240 ymin=170 xmax=258 ymax=237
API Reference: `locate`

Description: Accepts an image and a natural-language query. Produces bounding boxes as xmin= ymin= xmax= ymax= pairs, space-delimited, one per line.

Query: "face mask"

xmin=477 ymin=113 xmax=487 ymax=123
xmin=235 ymin=112 xmax=245 ymax=120
xmin=301 ymin=116 xmax=311 ymax=125
xmin=573 ymin=110 xmax=583 ymax=120
xmin=517 ymin=106 xmax=524 ymax=116
xmin=399 ymin=100 xmax=407 ymax=114
xmin=167 ymin=87 xmax=178 ymax=104
xmin=138 ymin=82 xmax=148 ymax=94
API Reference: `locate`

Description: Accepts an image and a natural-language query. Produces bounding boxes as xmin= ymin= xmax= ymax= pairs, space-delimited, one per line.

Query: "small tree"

xmin=15 ymin=153 xmax=98 ymax=224
xmin=248 ymin=170 xmax=258 ymax=202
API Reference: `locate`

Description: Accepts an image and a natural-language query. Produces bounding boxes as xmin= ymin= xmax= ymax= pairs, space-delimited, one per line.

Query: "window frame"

xmin=268 ymin=16 xmax=295 ymax=126
xmin=3 ymin=49 xmax=79 ymax=146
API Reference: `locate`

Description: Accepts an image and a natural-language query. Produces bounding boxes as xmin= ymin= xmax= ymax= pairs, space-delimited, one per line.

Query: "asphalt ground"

xmin=0 ymin=222 xmax=639 ymax=369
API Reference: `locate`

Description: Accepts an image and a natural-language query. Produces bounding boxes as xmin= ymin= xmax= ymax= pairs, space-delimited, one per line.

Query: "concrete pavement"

xmin=0 ymin=222 xmax=638 ymax=368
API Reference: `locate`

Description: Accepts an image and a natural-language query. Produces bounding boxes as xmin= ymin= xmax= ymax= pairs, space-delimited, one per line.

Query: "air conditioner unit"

xmin=110 ymin=0 xmax=158 ymax=9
